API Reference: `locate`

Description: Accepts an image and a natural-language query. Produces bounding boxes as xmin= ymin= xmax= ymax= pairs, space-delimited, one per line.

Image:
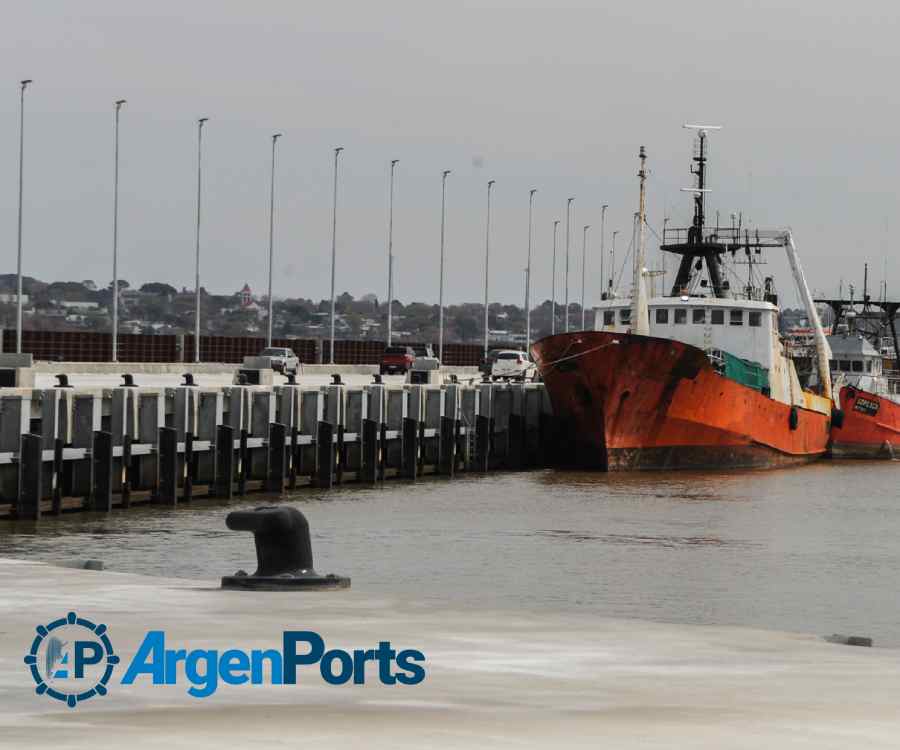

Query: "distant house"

xmin=0 ymin=293 xmax=29 ymax=304
xmin=55 ymin=300 xmax=100 ymax=311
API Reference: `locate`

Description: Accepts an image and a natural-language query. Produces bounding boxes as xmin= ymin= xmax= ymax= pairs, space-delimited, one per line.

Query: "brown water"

xmin=2 ymin=461 xmax=898 ymax=644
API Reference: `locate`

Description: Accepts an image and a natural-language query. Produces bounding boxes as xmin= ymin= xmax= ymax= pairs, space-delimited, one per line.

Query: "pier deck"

xmin=0 ymin=378 xmax=557 ymax=520
xmin=1 ymin=557 xmax=898 ymax=748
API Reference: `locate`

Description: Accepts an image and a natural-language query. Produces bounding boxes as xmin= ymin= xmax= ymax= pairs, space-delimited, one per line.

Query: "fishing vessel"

xmin=531 ymin=127 xmax=835 ymax=471
xmin=814 ymin=289 xmax=900 ymax=458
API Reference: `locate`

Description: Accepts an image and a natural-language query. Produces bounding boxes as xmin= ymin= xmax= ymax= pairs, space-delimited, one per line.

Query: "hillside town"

xmin=0 ymin=273 xmax=834 ymax=350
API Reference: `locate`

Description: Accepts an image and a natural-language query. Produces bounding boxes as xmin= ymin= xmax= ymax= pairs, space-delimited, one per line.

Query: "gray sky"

xmin=2 ymin=0 xmax=898 ymax=307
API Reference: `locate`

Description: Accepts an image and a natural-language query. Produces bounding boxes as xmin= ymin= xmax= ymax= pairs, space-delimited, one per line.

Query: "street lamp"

xmin=111 ymin=98 xmax=126 ymax=362
xmin=599 ymin=204 xmax=608 ymax=300
xmin=482 ymin=179 xmax=495 ymax=359
xmin=194 ymin=117 xmax=208 ymax=363
xmin=564 ymin=197 xmax=574 ymax=332
xmin=581 ymin=224 xmax=591 ymax=330
xmin=386 ymin=159 xmax=398 ymax=346
xmin=266 ymin=132 xmax=282 ymax=348
xmin=329 ymin=146 xmax=344 ymax=364
xmin=551 ymin=219 xmax=559 ymax=335
xmin=525 ymin=188 xmax=536 ymax=352
xmin=15 ymin=79 xmax=32 ymax=354
xmin=610 ymin=230 xmax=619 ymax=296
xmin=438 ymin=170 xmax=451 ymax=363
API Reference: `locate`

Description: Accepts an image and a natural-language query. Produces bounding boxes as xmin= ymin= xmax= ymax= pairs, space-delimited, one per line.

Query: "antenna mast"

xmin=631 ymin=146 xmax=650 ymax=335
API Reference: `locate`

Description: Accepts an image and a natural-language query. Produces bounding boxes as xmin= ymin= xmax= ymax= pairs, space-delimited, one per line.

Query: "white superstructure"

xmin=593 ymin=295 xmax=805 ymax=407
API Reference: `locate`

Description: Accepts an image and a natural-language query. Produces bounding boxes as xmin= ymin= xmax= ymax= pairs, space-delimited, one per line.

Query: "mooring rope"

xmin=538 ymin=340 xmax=621 ymax=370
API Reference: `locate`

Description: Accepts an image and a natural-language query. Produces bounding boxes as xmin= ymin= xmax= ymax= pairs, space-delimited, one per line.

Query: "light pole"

xmin=599 ymin=204 xmax=608 ymax=300
xmin=15 ymin=79 xmax=32 ymax=354
xmin=525 ymin=188 xmax=536 ymax=352
xmin=564 ymin=197 xmax=574 ymax=332
xmin=386 ymin=159 xmax=398 ymax=346
xmin=329 ymin=146 xmax=344 ymax=363
xmin=194 ymin=117 xmax=208 ymax=362
xmin=482 ymin=179 xmax=495 ymax=359
xmin=581 ymin=224 xmax=591 ymax=330
xmin=551 ymin=219 xmax=559 ymax=335
xmin=610 ymin=230 xmax=619 ymax=296
xmin=438 ymin=170 xmax=451 ymax=363
xmin=266 ymin=132 xmax=282 ymax=348
xmin=111 ymin=98 xmax=126 ymax=362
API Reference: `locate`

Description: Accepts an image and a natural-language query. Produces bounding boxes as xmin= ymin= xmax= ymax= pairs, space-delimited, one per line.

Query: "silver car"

xmin=490 ymin=350 xmax=536 ymax=381
xmin=259 ymin=347 xmax=300 ymax=375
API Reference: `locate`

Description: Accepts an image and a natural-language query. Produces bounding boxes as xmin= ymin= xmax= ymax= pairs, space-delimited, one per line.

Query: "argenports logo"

xmin=24 ymin=611 xmax=119 ymax=708
xmin=25 ymin=614 xmax=426 ymax=706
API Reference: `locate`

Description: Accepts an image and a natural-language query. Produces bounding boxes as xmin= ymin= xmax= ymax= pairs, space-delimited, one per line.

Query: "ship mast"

xmin=630 ymin=146 xmax=650 ymax=335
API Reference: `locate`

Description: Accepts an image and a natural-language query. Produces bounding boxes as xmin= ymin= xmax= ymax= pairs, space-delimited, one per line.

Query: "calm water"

xmin=2 ymin=461 xmax=899 ymax=644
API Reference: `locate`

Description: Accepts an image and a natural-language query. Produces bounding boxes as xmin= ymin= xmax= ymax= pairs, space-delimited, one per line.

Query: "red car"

xmin=380 ymin=346 xmax=415 ymax=375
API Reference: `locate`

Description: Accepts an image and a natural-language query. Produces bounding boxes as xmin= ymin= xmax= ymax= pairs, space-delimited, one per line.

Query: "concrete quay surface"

xmin=1 ymin=558 xmax=899 ymax=748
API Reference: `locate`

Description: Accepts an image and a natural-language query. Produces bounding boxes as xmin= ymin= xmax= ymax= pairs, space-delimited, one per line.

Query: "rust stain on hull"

xmin=532 ymin=331 xmax=830 ymax=472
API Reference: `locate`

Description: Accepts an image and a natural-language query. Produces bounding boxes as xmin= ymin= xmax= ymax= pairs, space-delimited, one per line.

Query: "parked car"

xmin=381 ymin=346 xmax=415 ymax=374
xmin=490 ymin=350 xmax=536 ymax=381
xmin=259 ymin=347 xmax=300 ymax=375
xmin=480 ymin=349 xmax=502 ymax=376
xmin=411 ymin=343 xmax=440 ymax=368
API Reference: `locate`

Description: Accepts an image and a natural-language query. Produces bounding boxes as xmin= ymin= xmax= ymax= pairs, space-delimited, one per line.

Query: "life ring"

xmin=789 ymin=405 xmax=799 ymax=431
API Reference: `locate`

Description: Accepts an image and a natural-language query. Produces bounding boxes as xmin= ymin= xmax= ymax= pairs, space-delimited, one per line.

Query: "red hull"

xmin=531 ymin=331 xmax=831 ymax=471
xmin=831 ymin=385 xmax=900 ymax=459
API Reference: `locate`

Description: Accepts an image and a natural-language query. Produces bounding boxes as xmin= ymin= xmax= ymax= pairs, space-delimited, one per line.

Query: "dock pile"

xmin=0 ymin=380 xmax=556 ymax=520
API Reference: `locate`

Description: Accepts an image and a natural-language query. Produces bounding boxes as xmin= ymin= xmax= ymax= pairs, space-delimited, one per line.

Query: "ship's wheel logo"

xmin=24 ymin=612 xmax=119 ymax=707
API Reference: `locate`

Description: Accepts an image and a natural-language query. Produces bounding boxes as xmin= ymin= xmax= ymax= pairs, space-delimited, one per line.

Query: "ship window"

xmin=603 ymin=310 xmax=615 ymax=325
xmin=729 ymin=310 xmax=743 ymax=326
xmin=692 ymin=308 xmax=706 ymax=324
xmin=619 ymin=309 xmax=631 ymax=325
xmin=748 ymin=311 xmax=762 ymax=327
xmin=655 ymin=308 xmax=669 ymax=324
xmin=674 ymin=308 xmax=687 ymax=324
xmin=829 ymin=359 xmax=837 ymax=370
xmin=711 ymin=309 xmax=724 ymax=325
xmin=852 ymin=360 xmax=864 ymax=372
xmin=866 ymin=359 xmax=873 ymax=372
xmin=839 ymin=360 xmax=851 ymax=371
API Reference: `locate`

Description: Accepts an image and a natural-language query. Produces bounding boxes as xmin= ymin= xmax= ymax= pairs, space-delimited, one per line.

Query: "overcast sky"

xmin=1 ymin=1 xmax=898 ymax=307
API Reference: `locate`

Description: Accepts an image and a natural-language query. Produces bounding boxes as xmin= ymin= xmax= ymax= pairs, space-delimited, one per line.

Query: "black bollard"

xmin=54 ymin=374 xmax=72 ymax=388
xmin=121 ymin=374 xmax=137 ymax=387
xmin=182 ymin=373 xmax=196 ymax=387
xmin=221 ymin=506 xmax=350 ymax=590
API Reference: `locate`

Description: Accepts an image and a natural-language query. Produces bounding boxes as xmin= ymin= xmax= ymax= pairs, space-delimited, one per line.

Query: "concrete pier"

xmin=0 ymin=378 xmax=556 ymax=519
xmin=1 ymin=557 xmax=899 ymax=748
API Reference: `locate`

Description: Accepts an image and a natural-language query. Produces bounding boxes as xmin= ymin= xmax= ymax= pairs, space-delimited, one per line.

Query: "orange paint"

xmin=831 ymin=385 xmax=900 ymax=458
xmin=532 ymin=331 xmax=830 ymax=471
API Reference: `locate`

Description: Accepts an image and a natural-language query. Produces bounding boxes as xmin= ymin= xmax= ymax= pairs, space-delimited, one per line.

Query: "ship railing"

xmin=661 ymin=226 xmax=789 ymax=248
